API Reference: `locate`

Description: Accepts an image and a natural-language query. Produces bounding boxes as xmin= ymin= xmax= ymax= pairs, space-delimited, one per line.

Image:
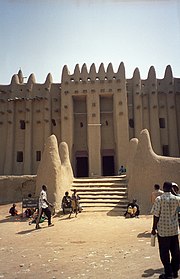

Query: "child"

xmin=9 ymin=204 xmax=18 ymax=216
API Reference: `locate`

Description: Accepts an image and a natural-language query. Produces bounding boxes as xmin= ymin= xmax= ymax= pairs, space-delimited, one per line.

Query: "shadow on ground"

xmin=142 ymin=267 xmax=163 ymax=277
xmin=107 ymin=204 xmax=125 ymax=217
xmin=0 ymin=214 xmax=28 ymax=224
xmin=137 ymin=230 xmax=151 ymax=238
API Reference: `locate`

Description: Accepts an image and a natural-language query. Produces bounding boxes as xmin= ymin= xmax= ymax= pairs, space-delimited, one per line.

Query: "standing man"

xmin=151 ymin=181 xmax=180 ymax=279
xmin=151 ymin=184 xmax=164 ymax=204
xmin=36 ymin=185 xmax=54 ymax=229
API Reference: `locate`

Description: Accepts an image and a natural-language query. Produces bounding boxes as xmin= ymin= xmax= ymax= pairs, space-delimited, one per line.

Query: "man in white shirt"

xmin=151 ymin=181 xmax=180 ymax=279
xmin=36 ymin=185 xmax=54 ymax=229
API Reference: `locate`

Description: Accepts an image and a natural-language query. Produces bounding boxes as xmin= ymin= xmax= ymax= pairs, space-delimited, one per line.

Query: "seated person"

xmin=9 ymin=203 xmax=18 ymax=216
xmin=118 ymin=165 xmax=126 ymax=175
xmin=24 ymin=208 xmax=34 ymax=218
xmin=124 ymin=199 xmax=140 ymax=218
xmin=29 ymin=209 xmax=46 ymax=225
xmin=62 ymin=191 xmax=72 ymax=214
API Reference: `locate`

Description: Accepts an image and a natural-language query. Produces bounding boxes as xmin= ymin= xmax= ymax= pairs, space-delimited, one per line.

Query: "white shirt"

xmin=39 ymin=189 xmax=48 ymax=209
xmin=152 ymin=192 xmax=180 ymax=237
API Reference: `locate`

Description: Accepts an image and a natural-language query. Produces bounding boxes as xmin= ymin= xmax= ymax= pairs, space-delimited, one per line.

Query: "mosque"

xmin=0 ymin=62 xmax=179 ymax=177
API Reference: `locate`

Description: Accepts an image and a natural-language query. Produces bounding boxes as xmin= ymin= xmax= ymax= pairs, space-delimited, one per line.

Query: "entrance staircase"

xmin=71 ymin=175 xmax=128 ymax=214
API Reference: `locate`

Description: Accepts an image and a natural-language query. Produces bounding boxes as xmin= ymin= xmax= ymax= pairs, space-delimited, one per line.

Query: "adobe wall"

xmin=0 ymin=175 xmax=36 ymax=204
xmin=127 ymin=129 xmax=180 ymax=214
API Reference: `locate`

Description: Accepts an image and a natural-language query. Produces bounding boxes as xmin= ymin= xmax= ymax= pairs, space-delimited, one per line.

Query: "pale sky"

xmin=0 ymin=0 xmax=180 ymax=84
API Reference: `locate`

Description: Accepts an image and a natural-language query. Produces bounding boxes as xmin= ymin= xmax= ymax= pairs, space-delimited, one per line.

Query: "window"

xmin=163 ymin=145 xmax=169 ymax=156
xmin=129 ymin=118 xmax=134 ymax=128
xmin=80 ymin=122 xmax=83 ymax=128
xmin=159 ymin=118 xmax=165 ymax=128
xmin=51 ymin=119 xmax=56 ymax=126
xmin=20 ymin=120 xmax=25 ymax=129
xmin=36 ymin=151 xmax=41 ymax=161
xmin=17 ymin=151 xmax=23 ymax=162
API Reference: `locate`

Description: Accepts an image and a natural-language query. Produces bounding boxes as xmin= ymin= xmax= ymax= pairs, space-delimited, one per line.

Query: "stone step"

xmin=77 ymin=192 xmax=127 ymax=196
xmin=73 ymin=175 xmax=126 ymax=182
xmin=79 ymin=195 xmax=127 ymax=201
xmin=72 ymin=184 xmax=127 ymax=188
xmin=80 ymin=200 xmax=128 ymax=205
xmin=71 ymin=175 xmax=128 ymax=212
xmin=76 ymin=187 xmax=127 ymax=195
xmin=81 ymin=203 xmax=127 ymax=208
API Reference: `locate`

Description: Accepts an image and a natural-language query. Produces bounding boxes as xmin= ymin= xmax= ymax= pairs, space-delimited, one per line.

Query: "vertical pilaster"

xmin=4 ymin=101 xmax=14 ymax=174
xmin=44 ymin=94 xmax=51 ymax=142
xmin=24 ymin=101 xmax=32 ymax=174
xmin=164 ymin=66 xmax=179 ymax=156
xmin=61 ymin=91 xmax=73 ymax=161
xmin=148 ymin=66 xmax=161 ymax=154
xmin=114 ymin=63 xmax=129 ymax=169
xmin=133 ymin=68 xmax=143 ymax=138
xmin=87 ymin=93 xmax=101 ymax=176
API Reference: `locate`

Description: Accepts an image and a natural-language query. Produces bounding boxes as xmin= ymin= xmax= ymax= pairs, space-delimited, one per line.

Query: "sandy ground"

xmin=0 ymin=203 xmax=165 ymax=279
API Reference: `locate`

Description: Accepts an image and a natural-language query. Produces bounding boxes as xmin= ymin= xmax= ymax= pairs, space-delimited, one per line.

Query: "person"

xmin=151 ymin=184 xmax=164 ymax=204
xmin=69 ymin=189 xmax=81 ymax=218
xmin=29 ymin=209 xmax=46 ymax=225
xmin=9 ymin=203 xmax=18 ymax=216
xmin=61 ymin=191 xmax=72 ymax=214
xmin=24 ymin=208 xmax=34 ymax=218
xmin=124 ymin=199 xmax=140 ymax=218
xmin=151 ymin=181 xmax=180 ymax=279
xmin=118 ymin=165 xmax=126 ymax=175
xmin=36 ymin=185 xmax=54 ymax=229
xmin=171 ymin=182 xmax=179 ymax=197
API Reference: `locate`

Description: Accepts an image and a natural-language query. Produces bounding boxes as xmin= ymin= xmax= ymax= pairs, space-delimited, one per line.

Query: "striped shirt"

xmin=152 ymin=192 xmax=180 ymax=237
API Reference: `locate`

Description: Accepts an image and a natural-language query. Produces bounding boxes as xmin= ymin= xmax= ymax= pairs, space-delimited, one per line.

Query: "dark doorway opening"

xmin=102 ymin=156 xmax=114 ymax=176
xmin=76 ymin=157 xmax=88 ymax=177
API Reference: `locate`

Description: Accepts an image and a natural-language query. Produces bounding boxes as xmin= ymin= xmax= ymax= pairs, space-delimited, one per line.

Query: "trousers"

xmin=158 ymin=234 xmax=179 ymax=277
xmin=36 ymin=207 xmax=52 ymax=226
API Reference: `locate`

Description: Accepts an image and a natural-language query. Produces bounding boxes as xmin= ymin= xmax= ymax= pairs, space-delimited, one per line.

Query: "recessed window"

xmin=17 ymin=151 xmax=23 ymax=162
xmin=36 ymin=151 xmax=41 ymax=161
xmin=129 ymin=118 xmax=134 ymax=128
xmin=163 ymin=145 xmax=169 ymax=156
xmin=105 ymin=120 xmax=108 ymax=126
xmin=20 ymin=120 xmax=25 ymax=129
xmin=159 ymin=118 xmax=165 ymax=128
xmin=51 ymin=119 xmax=56 ymax=126
xmin=80 ymin=122 xmax=83 ymax=128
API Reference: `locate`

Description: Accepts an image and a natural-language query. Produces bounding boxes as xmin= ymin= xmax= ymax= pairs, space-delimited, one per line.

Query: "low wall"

xmin=0 ymin=175 xmax=36 ymax=204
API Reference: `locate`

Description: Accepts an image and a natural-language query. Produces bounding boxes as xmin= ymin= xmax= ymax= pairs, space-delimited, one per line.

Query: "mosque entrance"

xmin=76 ymin=157 xmax=88 ymax=178
xmin=102 ymin=156 xmax=115 ymax=176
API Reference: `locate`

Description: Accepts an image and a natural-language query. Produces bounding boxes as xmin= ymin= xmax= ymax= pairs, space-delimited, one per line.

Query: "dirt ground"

xmin=0 ymin=203 xmax=165 ymax=279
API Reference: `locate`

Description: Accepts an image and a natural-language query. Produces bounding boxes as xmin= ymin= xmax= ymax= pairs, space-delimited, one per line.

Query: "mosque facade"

xmin=0 ymin=62 xmax=179 ymax=177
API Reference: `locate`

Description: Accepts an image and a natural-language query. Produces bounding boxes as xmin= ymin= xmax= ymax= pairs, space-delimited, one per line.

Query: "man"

xmin=151 ymin=184 xmax=164 ymax=204
xmin=151 ymin=181 xmax=180 ymax=279
xmin=36 ymin=185 xmax=54 ymax=229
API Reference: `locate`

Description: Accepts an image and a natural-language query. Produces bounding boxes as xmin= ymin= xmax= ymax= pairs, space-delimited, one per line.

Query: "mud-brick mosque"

xmin=0 ymin=63 xmax=180 ymax=214
xmin=0 ymin=62 xmax=180 ymax=213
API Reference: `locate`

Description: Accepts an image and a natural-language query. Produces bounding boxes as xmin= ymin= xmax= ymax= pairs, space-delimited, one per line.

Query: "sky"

xmin=0 ymin=0 xmax=180 ymax=84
